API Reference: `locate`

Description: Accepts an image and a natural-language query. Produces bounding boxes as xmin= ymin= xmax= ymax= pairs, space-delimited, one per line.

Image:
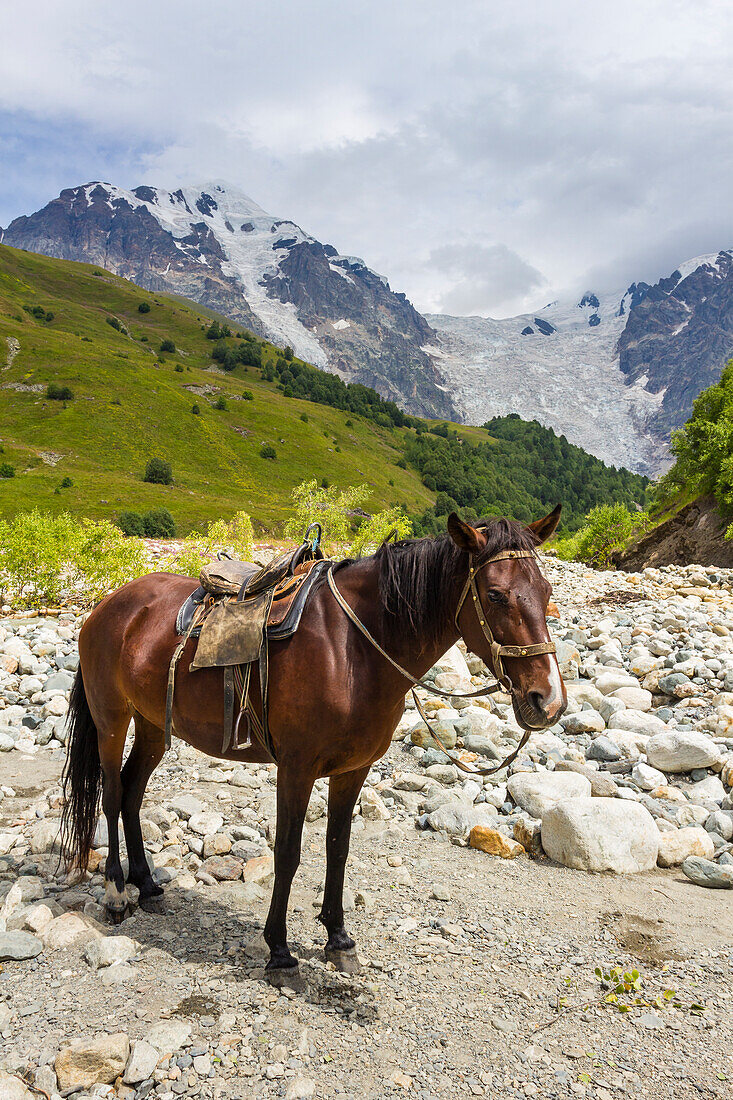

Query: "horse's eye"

xmin=486 ymin=589 xmax=506 ymax=604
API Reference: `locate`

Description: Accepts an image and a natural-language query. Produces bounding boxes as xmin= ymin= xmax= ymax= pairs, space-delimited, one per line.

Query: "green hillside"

xmin=0 ymin=244 xmax=649 ymax=536
xmin=0 ymin=244 xmax=432 ymax=532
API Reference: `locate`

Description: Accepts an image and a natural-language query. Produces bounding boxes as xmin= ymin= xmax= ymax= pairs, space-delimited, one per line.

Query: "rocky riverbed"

xmin=0 ymin=558 xmax=732 ymax=1099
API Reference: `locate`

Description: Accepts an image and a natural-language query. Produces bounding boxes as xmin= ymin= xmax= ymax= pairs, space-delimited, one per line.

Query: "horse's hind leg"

xmin=121 ymin=714 xmax=165 ymax=910
xmin=98 ymin=719 xmax=131 ymax=923
xmin=319 ymin=766 xmax=369 ymax=973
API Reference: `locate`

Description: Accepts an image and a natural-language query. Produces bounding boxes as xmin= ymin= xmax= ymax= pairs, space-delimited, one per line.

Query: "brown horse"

xmin=61 ymin=510 xmax=565 ymax=981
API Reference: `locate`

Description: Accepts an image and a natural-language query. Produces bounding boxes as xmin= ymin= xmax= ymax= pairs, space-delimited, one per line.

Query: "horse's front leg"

xmin=319 ymin=765 xmax=370 ymax=974
xmin=263 ymin=764 xmax=314 ymax=984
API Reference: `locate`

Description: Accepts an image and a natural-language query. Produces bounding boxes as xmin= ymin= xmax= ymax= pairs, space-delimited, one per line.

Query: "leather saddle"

xmin=166 ymin=524 xmax=329 ymax=758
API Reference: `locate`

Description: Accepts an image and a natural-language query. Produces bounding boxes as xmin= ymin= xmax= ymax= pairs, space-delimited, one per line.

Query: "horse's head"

xmin=447 ymin=507 xmax=566 ymax=730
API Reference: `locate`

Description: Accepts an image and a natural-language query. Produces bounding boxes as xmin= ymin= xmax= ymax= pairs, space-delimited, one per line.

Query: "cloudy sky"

xmin=1 ymin=0 xmax=732 ymax=317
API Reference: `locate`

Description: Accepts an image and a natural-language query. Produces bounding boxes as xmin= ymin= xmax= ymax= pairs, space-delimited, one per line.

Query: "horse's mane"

xmin=373 ymin=517 xmax=538 ymax=647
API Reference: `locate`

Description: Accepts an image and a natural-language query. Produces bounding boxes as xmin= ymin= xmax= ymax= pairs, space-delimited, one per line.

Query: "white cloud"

xmin=1 ymin=0 xmax=732 ymax=316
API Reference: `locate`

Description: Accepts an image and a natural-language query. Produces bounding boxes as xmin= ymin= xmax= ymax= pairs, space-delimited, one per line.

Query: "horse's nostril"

xmin=528 ymin=691 xmax=546 ymax=716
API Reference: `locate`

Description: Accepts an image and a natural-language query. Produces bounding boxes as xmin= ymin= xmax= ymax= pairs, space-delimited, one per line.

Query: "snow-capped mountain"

xmin=1 ymin=181 xmax=454 ymax=419
xmin=4 ymin=179 xmax=733 ymax=476
xmin=428 ymin=252 xmax=733 ymax=476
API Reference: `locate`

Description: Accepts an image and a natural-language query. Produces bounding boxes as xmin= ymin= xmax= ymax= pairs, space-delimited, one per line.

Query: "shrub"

xmin=0 ymin=463 xmax=15 ymax=478
xmin=191 ymin=404 xmax=201 ymax=415
xmin=259 ymin=444 xmax=277 ymax=460
xmin=60 ymin=476 xmax=73 ymax=488
xmin=46 ymin=383 xmax=74 ymax=401
xmin=242 ymin=390 xmax=254 ymax=401
xmin=214 ymin=396 xmax=227 ymax=410
xmin=142 ymin=508 xmax=176 ymax=538
xmin=285 ymin=479 xmax=411 ymax=554
xmin=300 ymin=412 xmax=309 ymax=423
xmin=106 ymin=316 xmax=124 ymax=332
xmin=118 ymin=510 xmax=145 ymax=537
xmin=143 ymin=457 xmax=173 ymax=484
xmin=45 ymin=311 xmax=54 ymax=323
xmin=206 ymin=321 xmax=223 ymax=340
xmin=559 ymin=504 xmax=649 ymax=568
xmin=0 ymin=511 xmax=148 ymax=607
xmin=175 ymin=364 xmax=184 ymax=372
xmin=138 ymin=302 xmax=151 ymax=313
xmin=160 ymin=339 xmax=175 ymax=353
xmin=164 ymin=511 xmax=254 ymax=577
xmin=283 ymin=346 xmax=293 ymax=361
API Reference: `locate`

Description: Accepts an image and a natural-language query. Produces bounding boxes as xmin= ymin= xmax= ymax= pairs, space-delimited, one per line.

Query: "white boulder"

xmin=646 ymin=731 xmax=721 ymax=774
xmin=507 ymin=771 xmax=591 ymax=820
xmin=541 ymin=798 xmax=659 ymax=873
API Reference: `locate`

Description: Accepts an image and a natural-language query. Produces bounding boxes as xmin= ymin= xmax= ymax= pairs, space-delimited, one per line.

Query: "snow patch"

xmin=331 ymin=319 xmax=350 ymax=331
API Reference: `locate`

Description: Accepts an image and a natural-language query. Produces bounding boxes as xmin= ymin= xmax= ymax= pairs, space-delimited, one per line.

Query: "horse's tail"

xmin=60 ymin=667 xmax=102 ymax=871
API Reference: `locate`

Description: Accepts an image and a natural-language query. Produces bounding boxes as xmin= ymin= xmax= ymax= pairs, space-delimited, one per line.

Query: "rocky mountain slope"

xmin=1 ymin=182 xmax=453 ymax=420
xmin=615 ymin=496 xmax=733 ymax=570
xmin=430 ymin=253 xmax=733 ymax=476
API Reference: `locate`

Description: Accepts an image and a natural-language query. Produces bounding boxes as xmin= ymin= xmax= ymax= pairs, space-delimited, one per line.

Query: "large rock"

xmin=84 ymin=934 xmax=139 ymax=969
xmin=541 ymin=798 xmax=659 ymax=873
xmin=607 ymin=710 xmax=668 ymax=736
xmin=594 ymin=671 xmax=639 ymax=695
xmin=0 ymin=930 xmax=43 ymax=960
xmin=144 ymin=1020 xmax=192 ymax=1053
xmin=425 ymin=804 xmax=499 ymax=838
xmin=610 ymin=686 xmax=653 ymax=711
xmin=561 ymin=710 xmax=605 ymax=735
xmin=646 ymin=731 xmax=721 ymax=773
xmin=55 ymin=1032 xmax=130 ymax=1090
xmin=507 ymin=771 xmax=591 ymax=820
xmin=123 ymin=1039 xmax=160 ymax=1084
xmin=469 ymin=825 xmax=524 ymax=858
xmin=681 ymin=856 xmax=733 ymax=889
xmin=0 ymin=1072 xmax=34 ymax=1100
xmin=657 ymin=827 xmax=715 ymax=867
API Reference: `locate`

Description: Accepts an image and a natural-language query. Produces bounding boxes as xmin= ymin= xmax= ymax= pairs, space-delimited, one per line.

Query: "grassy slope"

xmin=0 ymin=245 xmax=434 ymax=533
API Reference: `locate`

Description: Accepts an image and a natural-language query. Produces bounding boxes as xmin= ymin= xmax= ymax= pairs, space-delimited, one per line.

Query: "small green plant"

xmin=214 ymin=396 xmax=228 ymax=411
xmin=138 ymin=301 xmax=151 ymax=313
xmin=0 ymin=463 xmax=15 ymax=479
xmin=242 ymin=390 xmax=254 ymax=401
xmin=259 ymin=444 xmax=277 ymax=460
xmin=143 ymin=457 xmax=173 ymax=485
xmin=160 ymin=339 xmax=175 ymax=353
xmin=46 ymin=383 xmax=74 ymax=401
xmin=191 ymin=403 xmax=201 ymax=415
xmin=175 ymin=364 xmax=184 ymax=373
xmin=300 ymin=412 xmax=309 ymax=423
xmin=60 ymin=476 xmax=73 ymax=488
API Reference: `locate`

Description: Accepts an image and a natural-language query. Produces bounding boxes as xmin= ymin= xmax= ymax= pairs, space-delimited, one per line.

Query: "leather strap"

xmin=222 ymin=666 xmax=235 ymax=754
xmin=165 ymin=601 xmax=206 ymax=749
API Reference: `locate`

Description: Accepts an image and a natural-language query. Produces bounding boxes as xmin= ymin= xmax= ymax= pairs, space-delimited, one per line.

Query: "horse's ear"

xmin=526 ymin=503 xmax=562 ymax=545
xmin=447 ymin=512 xmax=487 ymax=554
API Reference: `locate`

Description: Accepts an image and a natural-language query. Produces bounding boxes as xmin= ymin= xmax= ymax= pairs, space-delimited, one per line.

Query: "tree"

xmin=46 ymin=383 xmax=73 ymax=401
xmin=138 ymin=302 xmax=151 ymax=313
xmin=160 ymin=339 xmax=175 ymax=354
xmin=143 ymin=457 xmax=173 ymax=485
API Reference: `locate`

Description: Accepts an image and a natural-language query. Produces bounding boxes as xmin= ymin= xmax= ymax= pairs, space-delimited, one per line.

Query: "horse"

xmin=60 ymin=509 xmax=566 ymax=983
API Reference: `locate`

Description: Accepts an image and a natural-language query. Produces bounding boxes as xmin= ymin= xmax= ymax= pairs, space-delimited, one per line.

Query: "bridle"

xmin=326 ymin=545 xmax=558 ymax=776
xmin=454 ymin=548 xmax=556 ymax=692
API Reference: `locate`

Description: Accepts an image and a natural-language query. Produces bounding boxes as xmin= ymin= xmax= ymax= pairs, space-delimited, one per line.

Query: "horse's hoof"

xmin=105 ymin=905 xmax=128 ymax=925
xmin=139 ymin=895 xmax=166 ymax=915
xmin=325 ymin=946 xmax=363 ymax=975
xmin=265 ymin=965 xmax=304 ymax=991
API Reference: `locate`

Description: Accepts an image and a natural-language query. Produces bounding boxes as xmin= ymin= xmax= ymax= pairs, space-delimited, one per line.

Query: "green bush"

xmin=191 ymin=404 xmax=201 ymax=415
xmin=106 ymin=316 xmax=127 ymax=333
xmin=214 ymin=396 xmax=227 ymax=411
xmin=175 ymin=364 xmax=184 ymax=373
xmin=242 ymin=390 xmax=254 ymax=401
xmin=0 ymin=510 xmax=148 ymax=607
xmin=46 ymin=383 xmax=74 ymax=401
xmin=284 ymin=479 xmax=411 ymax=555
xmin=163 ymin=511 xmax=254 ymax=577
xmin=60 ymin=476 xmax=73 ymax=488
xmin=259 ymin=444 xmax=277 ymax=460
xmin=300 ymin=412 xmax=309 ymax=423
xmin=138 ymin=302 xmax=151 ymax=313
xmin=0 ymin=463 xmax=15 ymax=479
xmin=118 ymin=511 xmax=145 ymax=536
xmin=283 ymin=346 xmax=294 ymax=361
xmin=142 ymin=508 xmax=176 ymax=538
xmin=160 ymin=339 xmax=175 ymax=353
xmin=559 ymin=504 xmax=649 ymax=568
xmin=143 ymin=457 xmax=173 ymax=484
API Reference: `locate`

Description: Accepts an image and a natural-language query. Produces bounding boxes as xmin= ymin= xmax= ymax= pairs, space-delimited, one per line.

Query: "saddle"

xmin=166 ymin=524 xmax=329 ymax=758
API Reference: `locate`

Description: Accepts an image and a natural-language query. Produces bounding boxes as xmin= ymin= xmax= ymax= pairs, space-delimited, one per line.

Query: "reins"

xmin=326 ymin=547 xmax=557 ymax=777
